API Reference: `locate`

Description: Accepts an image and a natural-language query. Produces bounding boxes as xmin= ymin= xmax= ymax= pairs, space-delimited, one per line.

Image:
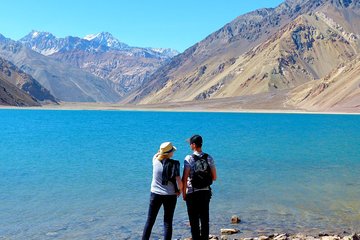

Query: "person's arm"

xmin=182 ymin=167 xmax=190 ymax=200
xmin=176 ymin=176 xmax=183 ymax=197
xmin=211 ymin=166 xmax=217 ymax=181
xmin=207 ymin=155 xmax=217 ymax=181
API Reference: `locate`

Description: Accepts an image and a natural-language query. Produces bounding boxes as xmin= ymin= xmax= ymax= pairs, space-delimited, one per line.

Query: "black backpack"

xmin=191 ymin=154 xmax=213 ymax=189
xmin=162 ymin=159 xmax=180 ymax=193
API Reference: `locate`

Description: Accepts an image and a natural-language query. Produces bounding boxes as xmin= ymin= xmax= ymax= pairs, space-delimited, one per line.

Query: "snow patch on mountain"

xmin=83 ymin=33 xmax=98 ymax=41
xmin=149 ymin=48 xmax=179 ymax=57
xmin=32 ymin=31 xmax=40 ymax=38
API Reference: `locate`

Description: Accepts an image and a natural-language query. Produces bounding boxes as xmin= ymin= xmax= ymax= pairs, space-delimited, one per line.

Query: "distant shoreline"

xmin=0 ymin=102 xmax=359 ymax=115
xmin=0 ymin=105 xmax=336 ymax=114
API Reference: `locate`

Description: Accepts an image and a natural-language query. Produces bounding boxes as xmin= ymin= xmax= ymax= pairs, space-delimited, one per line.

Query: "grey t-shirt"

xmin=150 ymin=155 xmax=179 ymax=195
xmin=184 ymin=151 xmax=215 ymax=193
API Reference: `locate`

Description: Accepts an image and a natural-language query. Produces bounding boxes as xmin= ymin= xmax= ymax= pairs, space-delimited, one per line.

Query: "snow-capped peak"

xmin=83 ymin=32 xmax=128 ymax=49
xmin=27 ymin=30 xmax=55 ymax=39
xmin=84 ymin=32 xmax=115 ymax=42
xmin=19 ymin=31 xmax=176 ymax=59
xmin=32 ymin=31 xmax=40 ymax=38
xmin=83 ymin=33 xmax=99 ymax=41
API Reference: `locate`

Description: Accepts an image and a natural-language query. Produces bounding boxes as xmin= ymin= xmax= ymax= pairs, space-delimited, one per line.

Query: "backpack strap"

xmin=192 ymin=153 xmax=208 ymax=161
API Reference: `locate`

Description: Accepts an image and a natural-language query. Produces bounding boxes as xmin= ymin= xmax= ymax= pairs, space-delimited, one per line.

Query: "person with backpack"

xmin=182 ymin=135 xmax=217 ymax=240
xmin=142 ymin=142 xmax=183 ymax=240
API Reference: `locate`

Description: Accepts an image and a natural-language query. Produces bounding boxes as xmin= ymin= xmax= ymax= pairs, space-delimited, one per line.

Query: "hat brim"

xmin=159 ymin=146 xmax=177 ymax=155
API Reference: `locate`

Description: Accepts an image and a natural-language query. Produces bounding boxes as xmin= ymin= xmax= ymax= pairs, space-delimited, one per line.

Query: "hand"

xmin=182 ymin=193 xmax=186 ymax=201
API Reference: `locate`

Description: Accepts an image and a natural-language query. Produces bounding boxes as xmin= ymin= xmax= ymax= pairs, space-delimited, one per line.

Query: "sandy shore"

xmin=0 ymin=101 xmax=359 ymax=115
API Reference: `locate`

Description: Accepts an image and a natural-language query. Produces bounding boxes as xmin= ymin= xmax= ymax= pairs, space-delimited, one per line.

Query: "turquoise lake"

xmin=0 ymin=109 xmax=359 ymax=239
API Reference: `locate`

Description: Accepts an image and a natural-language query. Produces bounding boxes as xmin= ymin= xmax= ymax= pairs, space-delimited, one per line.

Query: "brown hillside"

xmin=123 ymin=0 xmax=360 ymax=111
xmin=129 ymin=10 xmax=359 ymax=105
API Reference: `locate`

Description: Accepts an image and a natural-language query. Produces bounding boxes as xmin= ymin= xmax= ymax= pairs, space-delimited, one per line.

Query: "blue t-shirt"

xmin=184 ymin=151 xmax=215 ymax=193
xmin=150 ymin=155 xmax=179 ymax=195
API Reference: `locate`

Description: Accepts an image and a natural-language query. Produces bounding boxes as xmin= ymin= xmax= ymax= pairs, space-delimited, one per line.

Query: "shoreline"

xmin=200 ymin=232 xmax=360 ymax=240
xmin=0 ymin=102 xmax=359 ymax=115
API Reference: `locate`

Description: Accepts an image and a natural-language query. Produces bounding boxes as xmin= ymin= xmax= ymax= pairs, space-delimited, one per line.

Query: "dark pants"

xmin=142 ymin=193 xmax=177 ymax=240
xmin=186 ymin=190 xmax=212 ymax=240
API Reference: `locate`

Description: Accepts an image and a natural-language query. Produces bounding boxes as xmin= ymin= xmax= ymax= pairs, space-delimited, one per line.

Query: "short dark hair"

xmin=190 ymin=135 xmax=203 ymax=147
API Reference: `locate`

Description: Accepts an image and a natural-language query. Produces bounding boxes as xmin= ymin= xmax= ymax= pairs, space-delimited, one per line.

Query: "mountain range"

xmin=19 ymin=31 xmax=178 ymax=96
xmin=0 ymin=0 xmax=359 ymax=112
xmin=0 ymin=30 xmax=178 ymax=104
xmin=0 ymin=34 xmax=121 ymax=102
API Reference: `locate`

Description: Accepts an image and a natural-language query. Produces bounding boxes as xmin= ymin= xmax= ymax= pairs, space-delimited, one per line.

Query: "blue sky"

xmin=1 ymin=0 xmax=284 ymax=52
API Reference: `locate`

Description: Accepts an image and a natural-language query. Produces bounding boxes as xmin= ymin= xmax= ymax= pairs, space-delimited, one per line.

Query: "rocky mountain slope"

xmin=287 ymin=57 xmax=360 ymax=111
xmin=0 ymin=58 xmax=42 ymax=107
xmin=0 ymin=34 xmax=121 ymax=102
xmin=0 ymin=77 xmax=40 ymax=106
xmin=0 ymin=57 xmax=57 ymax=103
xmin=123 ymin=0 xmax=360 ymax=112
xmin=20 ymin=31 xmax=178 ymax=96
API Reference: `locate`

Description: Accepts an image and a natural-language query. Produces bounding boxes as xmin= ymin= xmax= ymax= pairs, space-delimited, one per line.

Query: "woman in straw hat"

xmin=142 ymin=142 xmax=183 ymax=240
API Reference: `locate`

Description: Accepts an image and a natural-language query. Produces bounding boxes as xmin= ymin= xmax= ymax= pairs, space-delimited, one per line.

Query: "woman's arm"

xmin=176 ymin=176 xmax=183 ymax=196
xmin=182 ymin=167 xmax=190 ymax=200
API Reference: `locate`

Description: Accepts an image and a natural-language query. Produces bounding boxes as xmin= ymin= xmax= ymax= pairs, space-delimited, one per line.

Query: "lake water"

xmin=0 ymin=109 xmax=359 ymax=239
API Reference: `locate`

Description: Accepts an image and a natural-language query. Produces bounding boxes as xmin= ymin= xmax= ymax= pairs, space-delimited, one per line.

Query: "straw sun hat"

xmin=157 ymin=142 xmax=177 ymax=160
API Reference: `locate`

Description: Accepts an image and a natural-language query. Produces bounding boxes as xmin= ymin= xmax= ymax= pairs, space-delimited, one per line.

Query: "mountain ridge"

xmin=122 ymin=0 xmax=360 ymax=112
xmin=19 ymin=31 xmax=179 ymax=96
xmin=0 ymin=34 xmax=122 ymax=102
xmin=121 ymin=0 xmax=320 ymax=104
xmin=20 ymin=30 xmax=179 ymax=58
